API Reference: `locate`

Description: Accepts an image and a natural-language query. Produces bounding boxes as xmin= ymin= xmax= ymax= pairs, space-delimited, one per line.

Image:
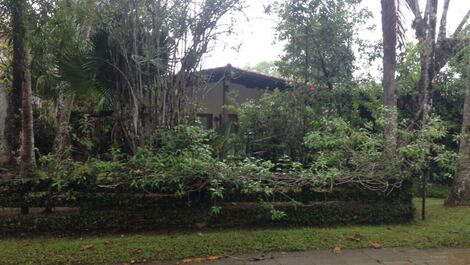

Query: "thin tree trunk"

xmin=446 ymin=56 xmax=470 ymax=206
xmin=420 ymin=0 xmax=438 ymax=220
xmin=421 ymin=0 xmax=438 ymax=123
xmin=381 ymin=0 xmax=398 ymax=168
xmin=0 ymin=83 xmax=8 ymax=157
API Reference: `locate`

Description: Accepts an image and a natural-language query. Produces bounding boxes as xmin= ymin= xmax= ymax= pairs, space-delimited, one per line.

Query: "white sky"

xmin=201 ymin=0 xmax=470 ymax=70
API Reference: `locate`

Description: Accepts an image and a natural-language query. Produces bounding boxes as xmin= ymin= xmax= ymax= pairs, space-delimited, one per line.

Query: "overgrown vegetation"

xmin=0 ymin=0 xmax=469 ymax=246
xmin=0 ymin=122 xmax=416 ymax=227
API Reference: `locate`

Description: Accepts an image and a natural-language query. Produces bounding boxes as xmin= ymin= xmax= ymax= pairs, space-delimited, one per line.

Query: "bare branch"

xmin=453 ymin=9 xmax=470 ymax=37
xmin=438 ymin=0 xmax=451 ymax=41
xmin=435 ymin=37 xmax=470 ymax=74
xmin=423 ymin=0 xmax=432 ymax=22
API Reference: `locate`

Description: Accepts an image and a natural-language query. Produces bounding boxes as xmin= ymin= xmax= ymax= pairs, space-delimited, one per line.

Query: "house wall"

xmin=198 ymin=80 xmax=267 ymax=118
xmin=198 ymin=81 xmax=224 ymax=116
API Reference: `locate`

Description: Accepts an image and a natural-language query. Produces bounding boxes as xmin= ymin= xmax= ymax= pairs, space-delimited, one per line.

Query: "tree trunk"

xmin=381 ymin=0 xmax=398 ymax=168
xmin=421 ymin=0 xmax=438 ymax=123
xmin=19 ymin=52 xmax=36 ymax=176
xmin=0 ymin=82 xmax=7 ymax=157
xmin=446 ymin=56 xmax=470 ymax=206
xmin=52 ymin=93 xmax=75 ymax=157
xmin=11 ymin=0 xmax=36 ymax=176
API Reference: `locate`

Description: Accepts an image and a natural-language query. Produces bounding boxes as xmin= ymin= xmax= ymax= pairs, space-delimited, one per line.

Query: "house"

xmin=195 ymin=64 xmax=289 ymax=129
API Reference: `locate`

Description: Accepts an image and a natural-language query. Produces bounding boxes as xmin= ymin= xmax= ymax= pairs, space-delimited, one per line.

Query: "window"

xmin=197 ymin=114 xmax=213 ymax=129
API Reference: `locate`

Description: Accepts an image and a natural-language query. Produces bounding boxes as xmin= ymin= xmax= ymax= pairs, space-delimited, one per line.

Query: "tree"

xmin=381 ymin=0 xmax=398 ymax=167
xmin=10 ymin=0 xmax=36 ymax=175
xmin=272 ymin=0 xmax=369 ymax=89
xmin=447 ymin=53 xmax=470 ymax=206
xmin=50 ymin=0 xmax=96 ymax=157
xmin=406 ymin=0 xmax=470 ymax=125
xmin=403 ymin=0 xmax=469 ymax=213
xmin=89 ymin=0 xmax=244 ymax=154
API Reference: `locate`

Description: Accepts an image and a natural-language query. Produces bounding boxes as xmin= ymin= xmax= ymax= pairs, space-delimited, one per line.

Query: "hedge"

xmin=0 ymin=179 xmax=415 ymax=234
xmin=0 ymin=201 xmax=415 ymax=234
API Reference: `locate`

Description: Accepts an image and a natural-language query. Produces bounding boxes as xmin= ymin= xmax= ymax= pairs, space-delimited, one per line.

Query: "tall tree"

xmin=406 ymin=0 xmax=470 ymax=125
xmin=272 ymin=0 xmax=369 ymax=89
xmin=404 ymin=0 xmax=469 ymax=212
xmin=381 ymin=0 xmax=398 ymax=167
xmin=10 ymin=0 xmax=36 ymax=175
xmin=447 ymin=54 xmax=470 ymax=206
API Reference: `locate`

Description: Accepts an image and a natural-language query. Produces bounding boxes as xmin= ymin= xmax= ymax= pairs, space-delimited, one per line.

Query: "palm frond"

xmin=396 ymin=0 xmax=407 ymax=50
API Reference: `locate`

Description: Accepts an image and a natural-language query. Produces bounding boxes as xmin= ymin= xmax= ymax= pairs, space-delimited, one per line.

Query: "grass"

xmin=413 ymin=182 xmax=451 ymax=199
xmin=0 ymin=199 xmax=469 ymax=265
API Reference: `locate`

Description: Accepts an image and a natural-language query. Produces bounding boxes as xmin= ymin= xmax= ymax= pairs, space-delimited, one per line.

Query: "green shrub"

xmin=0 ymin=199 xmax=414 ymax=234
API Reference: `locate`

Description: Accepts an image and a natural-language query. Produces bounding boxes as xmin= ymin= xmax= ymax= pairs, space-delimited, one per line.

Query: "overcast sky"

xmin=201 ymin=0 xmax=470 ymax=70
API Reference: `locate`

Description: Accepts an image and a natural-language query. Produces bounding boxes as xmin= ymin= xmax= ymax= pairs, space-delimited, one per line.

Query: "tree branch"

xmin=453 ymin=9 xmax=470 ymax=37
xmin=434 ymin=8 xmax=470 ymax=73
xmin=438 ymin=0 xmax=451 ymax=41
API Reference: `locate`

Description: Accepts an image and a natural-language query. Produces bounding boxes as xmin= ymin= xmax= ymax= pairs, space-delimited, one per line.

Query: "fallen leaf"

xmin=132 ymin=248 xmax=143 ymax=254
xmin=207 ymin=256 xmax=222 ymax=260
xmin=19 ymin=242 xmax=31 ymax=248
xmin=193 ymin=258 xmax=206 ymax=263
xmin=82 ymin=244 xmax=94 ymax=250
xmin=197 ymin=232 xmax=204 ymax=237
xmin=104 ymin=240 xmax=113 ymax=246
xmin=349 ymin=234 xmax=363 ymax=241
xmin=181 ymin=257 xmax=206 ymax=264
xmin=370 ymin=242 xmax=382 ymax=249
xmin=333 ymin=247 xmax=342 ymax=254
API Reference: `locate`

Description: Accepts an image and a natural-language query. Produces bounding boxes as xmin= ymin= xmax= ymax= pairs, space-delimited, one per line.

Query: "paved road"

xmin=161 ymin=248 xmax=470 ymax=265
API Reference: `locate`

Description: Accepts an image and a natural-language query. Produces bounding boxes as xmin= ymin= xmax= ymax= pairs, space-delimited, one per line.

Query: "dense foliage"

xmin=270 ymin=0 xmax=372 ymax=89
xmin=1 ymin=0 xmax=470 ymax=228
